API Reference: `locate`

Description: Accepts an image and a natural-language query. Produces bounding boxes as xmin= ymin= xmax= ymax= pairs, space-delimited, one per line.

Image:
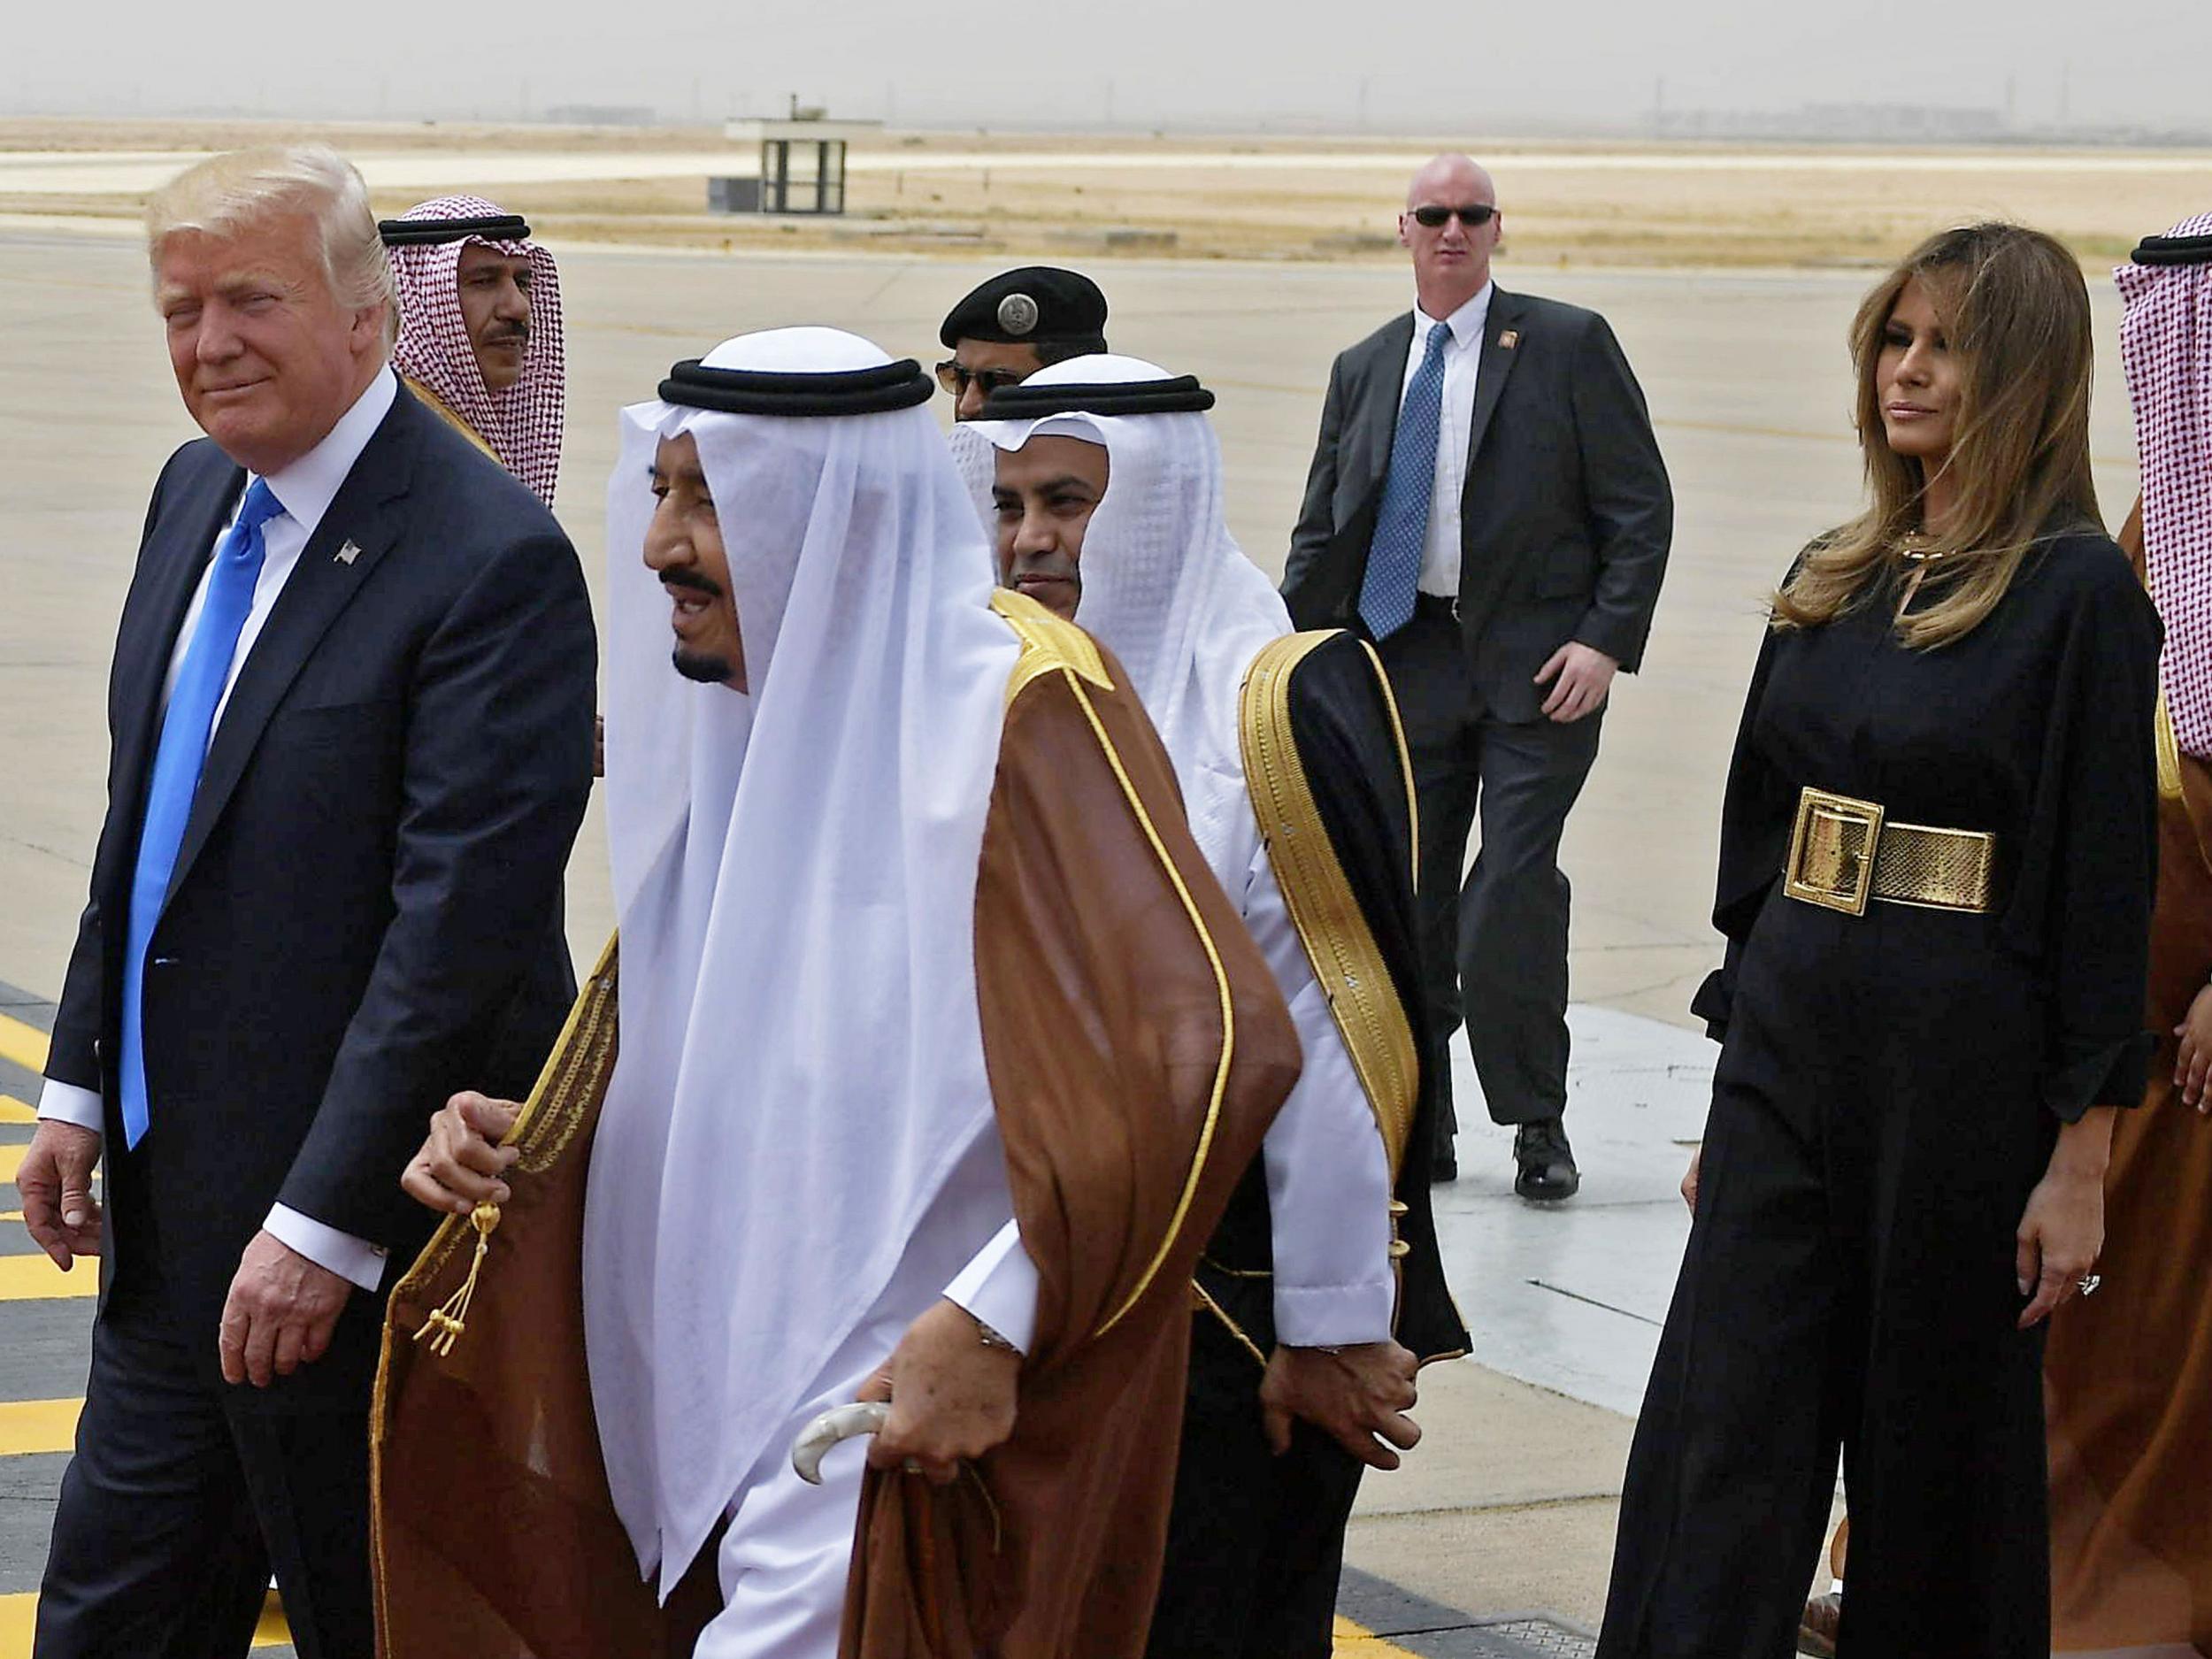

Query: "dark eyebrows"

xmin=995 ymin=473 xmax=1102 ymax=503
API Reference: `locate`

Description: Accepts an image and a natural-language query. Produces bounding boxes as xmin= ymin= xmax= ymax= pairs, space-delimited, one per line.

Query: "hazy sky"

xmin=12 ymin=0 xmax=2212 ymax=134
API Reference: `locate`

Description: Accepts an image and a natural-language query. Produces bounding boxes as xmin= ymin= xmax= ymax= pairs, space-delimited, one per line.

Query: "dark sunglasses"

xmin=936 ymin=360 xmax=1028 ymax=399
xmin=1409 ymin=204 xmax=1498 ymax=228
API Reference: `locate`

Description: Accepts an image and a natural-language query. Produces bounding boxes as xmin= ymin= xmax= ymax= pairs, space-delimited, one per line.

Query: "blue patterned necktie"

xmin=1359 ymin=319 xmax=1453 ymax=641
xmin=119 ymin=477 xmax=283 ymax=1148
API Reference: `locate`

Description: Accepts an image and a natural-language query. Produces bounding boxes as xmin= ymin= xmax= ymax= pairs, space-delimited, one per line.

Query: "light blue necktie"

xmin=119 ymin=478 xmax=283 ymax=1148
xmin=1359 ymin=319 xmax=1453 ymax=641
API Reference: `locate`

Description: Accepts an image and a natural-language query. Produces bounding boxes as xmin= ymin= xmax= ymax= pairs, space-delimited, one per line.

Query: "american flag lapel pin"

xmin=335 ymin=539 xmax=361 ymax=566
xmin=1498 ymin=329 xmax=1519 ymax=349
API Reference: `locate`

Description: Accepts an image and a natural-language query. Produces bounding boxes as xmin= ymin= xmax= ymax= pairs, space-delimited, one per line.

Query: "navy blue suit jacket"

xmin=46 ymin=383 xmax=596 ymax=1402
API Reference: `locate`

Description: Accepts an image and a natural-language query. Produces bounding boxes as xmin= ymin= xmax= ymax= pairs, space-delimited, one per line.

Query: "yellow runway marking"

xmin=0 ymin=1014 xmax=46 ymax=1076
xmin=1 ymin=1145 xmax=17 ymax=1185
xmin=0 ymin=1097 xmax=33 ymax=1125
xmin=0 ymin=1591 xmax=290 ymax=1649
xmin=1333 ymin=1617 xmax=1425 ymax=1655
xmin=253 ymin=1594 xmax=291 ymax=1647
xmin=0 ymin=1256 xmax=96 ymax=1301
xmin=0 ymin=1399 xmax=77 ymax=1457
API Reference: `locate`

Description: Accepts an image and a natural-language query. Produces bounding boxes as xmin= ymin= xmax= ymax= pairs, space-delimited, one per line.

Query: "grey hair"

xmin=146 ymin=145 xmax=398 ymax=350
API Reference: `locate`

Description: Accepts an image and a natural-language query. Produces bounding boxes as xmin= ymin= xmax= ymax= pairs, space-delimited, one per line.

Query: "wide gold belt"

xmin=1782 ymin=787 xmax=1995 ymax=917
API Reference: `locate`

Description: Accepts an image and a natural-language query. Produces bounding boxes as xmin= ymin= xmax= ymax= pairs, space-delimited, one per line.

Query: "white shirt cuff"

xmin=36 ymin=1078 xmax=105 ymax=1135
xmin=1274 ymin=1278 xmax=1401 ymax=1350
xmin=264 ymin=1203 xmax=388 ymax=1294
xmin=942 ymin=1218 xmax=1039 ymax=1356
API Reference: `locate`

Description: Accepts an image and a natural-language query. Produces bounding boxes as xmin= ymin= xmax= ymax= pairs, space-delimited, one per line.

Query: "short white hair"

xmin=147 ymin=145 xmax=398 ymax=349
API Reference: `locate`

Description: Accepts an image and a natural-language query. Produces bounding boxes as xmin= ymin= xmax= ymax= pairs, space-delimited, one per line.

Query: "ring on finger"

xmin=2077 ymin=1273 xmax=2102 ymax=1298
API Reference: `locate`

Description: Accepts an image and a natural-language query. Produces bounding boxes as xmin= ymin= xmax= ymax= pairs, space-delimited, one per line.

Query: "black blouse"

xmin=1694 ymin=528 xmax=2163 ymax=1121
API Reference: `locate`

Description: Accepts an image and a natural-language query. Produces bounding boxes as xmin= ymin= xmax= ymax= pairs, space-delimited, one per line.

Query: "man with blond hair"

xmin=15 ymin=144 xmax=594 ymax=1658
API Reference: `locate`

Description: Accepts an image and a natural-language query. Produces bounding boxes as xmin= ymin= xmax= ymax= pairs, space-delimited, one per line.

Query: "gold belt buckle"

xmin=1785 ymin=787 xmax=1886 ymax=917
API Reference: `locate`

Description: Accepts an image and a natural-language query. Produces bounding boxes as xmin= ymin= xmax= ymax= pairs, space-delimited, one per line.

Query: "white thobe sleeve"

xmin=942 ymin=1218 xmax=1040 ymax=1356
xmin=1242 ymin=843 xmax=1398 ymax=1349
xmin=39 ymin=1076 xmax=385 ymax=1293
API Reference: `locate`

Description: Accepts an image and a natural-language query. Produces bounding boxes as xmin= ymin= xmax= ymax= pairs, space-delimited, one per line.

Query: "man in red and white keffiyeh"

xmin=380 ymin=194 xmax=565 ymax=505
xmin=2119 ymin=211 xmax=2212 ymax=757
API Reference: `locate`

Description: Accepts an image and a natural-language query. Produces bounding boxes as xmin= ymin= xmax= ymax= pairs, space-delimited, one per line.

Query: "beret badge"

xmin=996 ymin=292 xmax=1041 ymax=336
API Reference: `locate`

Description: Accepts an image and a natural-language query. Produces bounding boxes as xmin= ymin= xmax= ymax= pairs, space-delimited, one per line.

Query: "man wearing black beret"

xmin=936 ymin=265 xmax=1110 ymax=419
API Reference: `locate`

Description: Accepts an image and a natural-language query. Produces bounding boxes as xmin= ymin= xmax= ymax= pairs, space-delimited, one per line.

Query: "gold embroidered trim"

xmin=402 ymin=375 xmax=499 ymax=462
xmin=2156 ymin=690 xmax=2185 ymax=804
xmin=1356 ymin=637 xmax=1421 ymax=886
xmin=1191 ymin=1278 xmax=1268 ymax=1370
xmin=991 ymin=587 xmax=1113 ymax=708
xmin=1047 ymin=670 xmax=1234 ymax=1339
xmin=1239 ymin=634 xmax=1420 ymax=1176
xmin=1197 ymin=1256 xmax=1272 ymax=1279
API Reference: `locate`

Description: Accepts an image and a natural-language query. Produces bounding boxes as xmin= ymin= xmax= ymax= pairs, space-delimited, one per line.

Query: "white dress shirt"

xmin=1402 ymin=281 xmax=1494 ymax=598
xmin=39 ymin=368 xmax=401 ymax=1294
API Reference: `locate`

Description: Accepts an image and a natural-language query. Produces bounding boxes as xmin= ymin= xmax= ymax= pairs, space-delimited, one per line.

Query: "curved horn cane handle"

xmin=790 ymin=1401 xmax=892 ymax=1486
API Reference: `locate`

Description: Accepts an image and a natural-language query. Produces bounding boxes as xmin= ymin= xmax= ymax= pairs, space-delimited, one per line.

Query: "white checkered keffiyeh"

xmin=387 ymin=194 xmax=565 ymax=506
xmin=2118 ymin=211 xmax=2212 ymax=757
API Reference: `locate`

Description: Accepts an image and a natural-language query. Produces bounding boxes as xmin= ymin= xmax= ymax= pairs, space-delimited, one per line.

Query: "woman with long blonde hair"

xmin=1596 ymin=223 xmax=2162 ymax=1658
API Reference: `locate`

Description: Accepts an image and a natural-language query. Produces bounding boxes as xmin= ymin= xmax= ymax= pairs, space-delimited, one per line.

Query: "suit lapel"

xmin=1462 ymin=287 xmax=1525 ymax=475
xmin=114 ymin=454 xmax=244 ymax=826
xmin=164 ymin=400 xmax=419 ymax=907
xmin=1353 ymin=312 xmax=1418 ymax=495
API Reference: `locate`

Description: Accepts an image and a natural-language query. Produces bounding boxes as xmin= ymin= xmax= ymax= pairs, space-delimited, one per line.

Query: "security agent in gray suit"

xmin=1282 ymin=153 xmax=1671 ymax=1198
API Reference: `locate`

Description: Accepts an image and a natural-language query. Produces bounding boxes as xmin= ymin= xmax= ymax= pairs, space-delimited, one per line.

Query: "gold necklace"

xmin=1894 ymin=532 xmax=1948 ymax=612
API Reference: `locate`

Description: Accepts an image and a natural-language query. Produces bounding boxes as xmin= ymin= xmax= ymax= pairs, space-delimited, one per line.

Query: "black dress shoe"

xmin=1513 ymin=1118 xmax=1580 ymax=1202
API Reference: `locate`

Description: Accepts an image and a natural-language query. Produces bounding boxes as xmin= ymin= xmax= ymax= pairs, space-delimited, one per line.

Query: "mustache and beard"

xmin=662 ymin=566 xmax=739 ymax=685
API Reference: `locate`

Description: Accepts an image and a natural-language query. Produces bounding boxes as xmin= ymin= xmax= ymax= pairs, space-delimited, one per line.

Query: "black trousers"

xmin=1377 ymin=603 xmax=1602 ymax=1138
xmin=1596 ymin=894 xmax=2057 ymax=1659
xmin=35 ymin=1281 xmax=374 ymax=1659
xmin=1145 ymin=1316 xmax=1366 ymax=1659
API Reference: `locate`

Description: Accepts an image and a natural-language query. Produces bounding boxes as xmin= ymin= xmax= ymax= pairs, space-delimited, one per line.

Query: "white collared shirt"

xmin=1401 ymin=281 xmax=1493 ymax=596
xmin=39 ymin=367 xmax=401 ymax=1293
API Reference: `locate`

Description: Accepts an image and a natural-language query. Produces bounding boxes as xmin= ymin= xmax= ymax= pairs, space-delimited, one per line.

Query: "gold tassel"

xmin=413 ymin=1202 xmax=502 ymax=1357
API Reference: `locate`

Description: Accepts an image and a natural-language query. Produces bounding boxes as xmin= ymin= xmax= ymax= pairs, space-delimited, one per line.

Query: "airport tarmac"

xmin=0 ymin=228 xmax=2146 ymax=1019
xmin=5 ymin=143 xmax=2211 ymax=197
xmin=0 ymin=228 xmax=2142 ymax=1647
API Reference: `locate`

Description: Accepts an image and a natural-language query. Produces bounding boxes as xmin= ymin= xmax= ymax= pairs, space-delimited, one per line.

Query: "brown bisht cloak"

xmin=839 ymin=590 xmax=1302 ymax=1659
xmin=2046 ymin=499 xmax=2212 ymax=1654
xmin=371 ymin=588 xmax=1301 ymax=1659
xmin=370 ymin=940 xmax=691 ymax=1659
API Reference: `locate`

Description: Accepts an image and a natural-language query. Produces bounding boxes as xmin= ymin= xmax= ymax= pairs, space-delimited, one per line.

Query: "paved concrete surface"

xmin=0 ymin=229 xmax=2139 ymax=1649
xmin=0 ymin=231 xmax=2145 ymax=1019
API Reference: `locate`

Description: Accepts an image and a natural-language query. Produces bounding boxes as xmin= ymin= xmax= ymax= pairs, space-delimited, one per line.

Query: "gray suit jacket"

xmin=1281 ymin=287 xmax=1672 ymax=723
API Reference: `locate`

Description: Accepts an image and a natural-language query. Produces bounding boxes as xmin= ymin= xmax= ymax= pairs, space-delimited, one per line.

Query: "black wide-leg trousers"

xmin=1596 ymin=895 xmax=2058 ymax=1659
